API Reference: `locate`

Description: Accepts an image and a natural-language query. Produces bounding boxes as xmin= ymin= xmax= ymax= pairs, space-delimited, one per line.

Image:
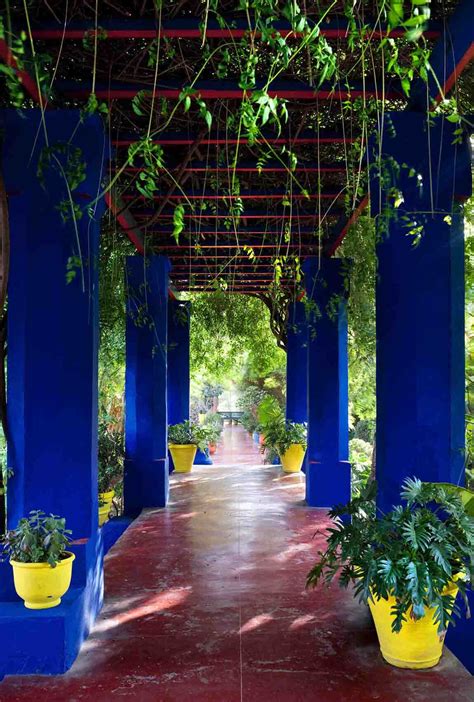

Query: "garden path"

xmin=1 ymin=425 xmax=473 ymax=701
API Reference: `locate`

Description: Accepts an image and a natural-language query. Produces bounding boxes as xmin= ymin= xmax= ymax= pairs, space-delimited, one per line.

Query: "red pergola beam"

xmin=114 ymin=164 xmax=349 ymax=173
xmin=113 ymin=134 xmax=356 ymax=146
xmin=122 ymin=192 xmax=343 ymax=202
xmin=134 ymin=212 xmax=338 ymax=220
xmin=31 ymin=19 xmax=441 ymax=41
xmin=104 ymin=191 xmax=144 ymax=254
xmin=65 ymin=85 xmax=400 ymax=101
xmin=0 ymin=39 xmax=44 ymax=103
xmin=325 ymin=195 xmax=369 ymax=256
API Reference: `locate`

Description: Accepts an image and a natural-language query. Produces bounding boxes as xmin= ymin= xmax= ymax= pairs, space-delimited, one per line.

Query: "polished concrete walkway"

xmin=1 ymin=425 xmax=473 ymax=701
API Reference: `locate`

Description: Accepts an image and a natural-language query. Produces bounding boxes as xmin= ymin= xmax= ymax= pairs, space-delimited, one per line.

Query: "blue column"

xmin=2 ymin=109 xmax=106 ymax=539
xmin=286 ymin=300 xmax=308 ymax=424
xmin=1 ymin=109 xmax=108 ymax=675
xmin=304 ymin=257 xmax=350 ymax=507
xmin=167 ymin=300 xmax=190 ymax=425
xmin=124 ymin=256 xmax=171 ymax=515
xmin=370 ymin=113 xmax=471 ymax=514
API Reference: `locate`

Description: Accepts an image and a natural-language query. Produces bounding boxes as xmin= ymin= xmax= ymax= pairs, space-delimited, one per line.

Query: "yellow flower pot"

xmin=98 ymin=503 xmax=110 ymax=526
xmin=369 ymin=580 xmax=459 ymax=669
xmin=11 ymin=552 xmax=75 ymax=610
xmin=281 ymin=444 xmax=306 ymax=473
xmin=99 ymin=490 xmax=115 ymax=509
xmin=169 ymin=444 xmax=197 ymax=473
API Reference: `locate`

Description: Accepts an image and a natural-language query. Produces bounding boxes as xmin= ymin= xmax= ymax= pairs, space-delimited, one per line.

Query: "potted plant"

xmin=306 ymin=478 xmax=474 ymax=669
xmin=256 ymin=396 xmax=284 ymax=449
xmin=1 ymin=510 xmax=74 ymax=609
xmin=264 ymin=420 xmax=307 ymax=473
xmin=204 ymin=412 xmax=224 ymax=454
xmin=98 ymin=419 xmax=124 ymax=525
xmin=168 ymin=420 xmax=208 ymax=473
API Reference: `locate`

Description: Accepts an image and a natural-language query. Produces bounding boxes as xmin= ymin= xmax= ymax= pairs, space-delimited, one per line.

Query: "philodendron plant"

xmin=306 ymin=478 xmax=474 ymax=634
xmin=1 ymin=510 xmax=72 ymax=567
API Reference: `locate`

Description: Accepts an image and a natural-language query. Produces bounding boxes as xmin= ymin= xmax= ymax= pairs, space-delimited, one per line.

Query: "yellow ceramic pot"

xmin=98 ymin=503 xmax=110 ymax=526
xmin=281 ymin=444 xmax=306 ymax=473
xmin=11 ymin=552 xmax=75 ymax=610
xmin=99 ymin=490 xmax=115 ymax=509
xmin=169 ymin=444 xmax=197 ymax=473
xmin=369 ymin=581 xmax=459 ymax=669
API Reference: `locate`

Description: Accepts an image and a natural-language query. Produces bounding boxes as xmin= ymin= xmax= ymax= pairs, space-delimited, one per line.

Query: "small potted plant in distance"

xmin=265 ymin=420 xmax=307 ymax=473
xmin=306 ymin=478 xmax=474 ymax=669
xmin=168 ymin=420 xmax=207 ymax=473
xmin=98 ymin=419 xmax=124 ymax=526
xmin=1 ymin=510 xmax=74 ymax=609
xmin=204 ymin=412 xmax=224 ymax=455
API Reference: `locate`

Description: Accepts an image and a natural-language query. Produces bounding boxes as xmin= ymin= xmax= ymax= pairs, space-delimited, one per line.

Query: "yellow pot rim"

xmin=168 ymin=443 xmax=197 ymax=448
xmin=10 ymin=552 xmax=75 ymax=569
xmin=99 ymin=490 xmax=115 ymax=498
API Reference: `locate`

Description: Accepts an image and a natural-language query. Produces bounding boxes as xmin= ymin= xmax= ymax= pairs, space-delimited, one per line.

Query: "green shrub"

xmin=264 ymin=420 xmax=307 ymax=456
xmin=168 ymin=420 xmax=208 ymax=450
xmin=349 ymin=438 xmax=373 ymax=497
xmin=307 ymin=478 xmax=474 ymax=634
xmin=1 ymin=510 xmax=71 ymax=566
xmin=98 ymin=419 xmax=124 ymax=493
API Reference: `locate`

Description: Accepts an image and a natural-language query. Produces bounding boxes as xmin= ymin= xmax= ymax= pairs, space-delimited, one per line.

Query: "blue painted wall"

xmin=124 ymin=256 xmax=171 ymax=515
xmin=0 ymin=109 xmax=107 ymax=676
xmin=304 ymin=257 xmax=351 ymax=507
xmin=286 ymin=300 xmax=308 ymax=424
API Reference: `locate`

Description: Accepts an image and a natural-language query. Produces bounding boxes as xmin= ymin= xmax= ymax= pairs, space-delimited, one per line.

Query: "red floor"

xmin=1 ymin=424 xmax=473 ymax=701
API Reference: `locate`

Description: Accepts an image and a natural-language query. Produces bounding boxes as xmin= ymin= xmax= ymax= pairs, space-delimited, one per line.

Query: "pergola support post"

xmin=285 ymin=299 xmax=308 ymax=424
xmin=167 ymin=300 xmax=190 ymax=472
xmin=0 ymin=109 xmax=107 ymax=675
xmin=124 ymin=256 xmax=171 ymax=515
xmin=304 ymin=257 xmax=351 ymax=507
xmin=371 ymin=112 xmax=473 ymax=672
xmin=371 ymin=113 xmax=471 ymax=513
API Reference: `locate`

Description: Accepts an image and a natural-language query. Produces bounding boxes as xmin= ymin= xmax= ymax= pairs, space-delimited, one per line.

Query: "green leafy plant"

xmin=1 ymin=510 xmax=71 ymax=567
xmin=98 ymin=419 xmax=124 ymax=493
xmin=264 ymin=420 xmax=307 ymax=456
xmin=256 ymin=395 xmax=284 ymax=433
xmin=306 ymin=478 xmax=474 ymax=634
xmin=349 ymin=438 xmax=373 ymax=497
xmin=168 ymin=420 xmax=208 ymax=451
xmin=203 ymin=412 xmax=224 ymax=443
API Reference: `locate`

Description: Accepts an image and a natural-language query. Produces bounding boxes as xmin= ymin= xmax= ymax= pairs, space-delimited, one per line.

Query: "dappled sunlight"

xmin=272 ymin=542 xmax=312 ymax=563
xmin=91 ymin=586 xmax=192 ymax=636
xmin=239 ymin=613 xmax=274 ymax=635
xmin=289 ymin=614 xmax=317 ymax=630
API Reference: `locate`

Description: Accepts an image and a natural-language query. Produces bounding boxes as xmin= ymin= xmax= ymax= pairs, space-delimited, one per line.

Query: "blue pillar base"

xmin=0 ymin=534 xmax=104 ymax=677
xmin=101 ymin=517 xmax=133 ymax=556
xmin=446 ymin=590 xmax=474 ymax=674
xmin=305 ymin=460 xmax=351 ymax=508
xmin=124 ymin=457 xmax=169 ymax=517
xmin=194 ymin=448 xmax=213 ymax=465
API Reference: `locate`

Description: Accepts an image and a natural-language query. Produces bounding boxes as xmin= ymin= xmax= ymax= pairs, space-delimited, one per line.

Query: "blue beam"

xmin=410 ymin=0 xmax=474 ymax=108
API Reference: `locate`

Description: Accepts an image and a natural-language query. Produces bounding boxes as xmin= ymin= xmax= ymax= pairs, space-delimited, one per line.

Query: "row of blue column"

xmin=0 ymin=108 xmax=471 ymax=675
xmin=285 ymin=112 xmax=471 ymax=517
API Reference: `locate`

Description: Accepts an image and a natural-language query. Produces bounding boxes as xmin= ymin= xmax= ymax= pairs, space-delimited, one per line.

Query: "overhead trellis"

xmin=0 ymin=0 xmax=472 ymax=305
